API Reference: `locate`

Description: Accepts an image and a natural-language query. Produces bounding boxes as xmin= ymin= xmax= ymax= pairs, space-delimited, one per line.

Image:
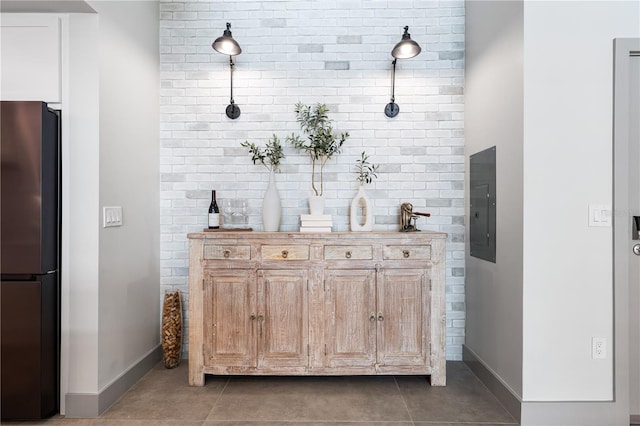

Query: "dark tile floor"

xmin=6 ymin=361 xmax=518 ymax=425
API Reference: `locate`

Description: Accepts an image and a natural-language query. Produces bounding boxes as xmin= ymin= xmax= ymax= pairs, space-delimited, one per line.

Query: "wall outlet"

xmin=592 ymin=337 xmax=606 ymax=359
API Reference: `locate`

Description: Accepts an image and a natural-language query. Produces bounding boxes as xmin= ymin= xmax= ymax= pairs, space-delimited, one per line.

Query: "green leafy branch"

xmin=355 ymin=151 xmax=379 ymax=184
xmin=287 ymin=102 xmax=349 ymax=196
xmin=240 ymin=134 xmax=285 ymax=172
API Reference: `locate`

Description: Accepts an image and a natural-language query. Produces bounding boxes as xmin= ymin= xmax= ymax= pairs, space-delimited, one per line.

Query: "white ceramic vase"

xmin=308 ymin=195 xmax=325 ymax=215
xmin=262 ymin=170 xmax=281 ymax=232
xmin=350 ymin=185 xmax=373 ymax=232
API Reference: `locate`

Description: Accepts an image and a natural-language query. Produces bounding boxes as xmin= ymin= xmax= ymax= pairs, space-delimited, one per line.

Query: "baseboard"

xmin=463 ymin=344 xmax=521 ymax=423
xmin=631 ymin=414 xmax=640 ymax=425
xmin=64 ymin=393 xmax=99 ymax=418
xmin=65 ymin=344 xmax=162 ymax=418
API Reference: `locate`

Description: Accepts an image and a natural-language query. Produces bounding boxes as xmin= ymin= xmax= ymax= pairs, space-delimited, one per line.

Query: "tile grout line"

xmin=203 ymin=376 xmax=231 ymax=423
xmin=393 ymin=375 xmax=416 ymax=426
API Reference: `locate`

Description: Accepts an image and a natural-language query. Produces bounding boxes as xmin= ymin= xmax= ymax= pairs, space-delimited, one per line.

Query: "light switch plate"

xmin=588 ymin=204 xmax=611 ymax=227
xmin=103 ymin=206 xmax=123 ymax=227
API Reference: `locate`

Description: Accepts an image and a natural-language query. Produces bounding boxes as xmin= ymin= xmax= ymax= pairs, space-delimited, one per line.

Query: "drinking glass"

xmin=221 ymin=198 xmax=248 ymax=228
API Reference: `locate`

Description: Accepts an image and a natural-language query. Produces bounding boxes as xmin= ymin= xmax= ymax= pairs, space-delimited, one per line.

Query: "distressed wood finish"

xmin=429 ymin=236 xmax=447 ymax=386
xmin=377 ymin=269 xmax=428 ymax=367
xmin=204 ymin=269 xmax=256 ymax=369
xmin=383 ymin=245 xmax=431 ymax=260
xmin=324 ymin=269 xmax=376 ymax=368
xmin=324 ymin=245 xmax=373 ymax=260
xmin=258 ymin=269 xmax=309 ymax=370
xmin=261 ymin=245 xmax=309 ymax=260
xmin=204 ymin=244 xmax=251 ymax=260
xmin=187 ymin=231 xmax=447 ymax=386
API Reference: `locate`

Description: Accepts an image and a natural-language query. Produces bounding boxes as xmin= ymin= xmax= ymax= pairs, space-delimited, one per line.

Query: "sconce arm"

xmin=229 ymin=56 xmax=235 ymax=105
xmin=390 ymin=58 xmax=397 ymax=103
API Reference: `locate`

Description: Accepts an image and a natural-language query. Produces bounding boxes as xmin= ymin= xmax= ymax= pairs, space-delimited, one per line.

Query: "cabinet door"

xmin=204 ymin=269 xmax=256 ymax=368
xmin=324 ymin=270 xmax=376 ymax=368
xmin=1 ymin=15 xmax=61 ymax=103
xmin=377 ymin=269 xmax=429 ymax=367
xmin=257 ymin=270 xmax=309 ymax=369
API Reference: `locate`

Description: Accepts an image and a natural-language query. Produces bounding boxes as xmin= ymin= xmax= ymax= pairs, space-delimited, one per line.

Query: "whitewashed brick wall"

xmin=160 ymin=0 xmax=465 ymax=360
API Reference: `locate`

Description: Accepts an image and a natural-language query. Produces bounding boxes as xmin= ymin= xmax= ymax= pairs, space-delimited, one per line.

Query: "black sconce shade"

xmin=391 ymin=26 xmax=421 ymax=59
xmin=212 ymin=22 xmax=242 ymax=56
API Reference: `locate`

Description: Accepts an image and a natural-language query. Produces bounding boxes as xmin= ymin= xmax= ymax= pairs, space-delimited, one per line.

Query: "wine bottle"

xmin=208 ymin=190 xmax=220 ymax=229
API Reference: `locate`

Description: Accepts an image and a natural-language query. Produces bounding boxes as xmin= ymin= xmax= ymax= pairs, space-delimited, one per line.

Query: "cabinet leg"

xmin=430 ymin=372 xmax=446 ymax=386
xmin=189 ymin=364 xmax=205 ymax=386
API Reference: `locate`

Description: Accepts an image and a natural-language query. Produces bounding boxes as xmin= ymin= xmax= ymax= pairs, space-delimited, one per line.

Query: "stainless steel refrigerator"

xmin=1 ymin=101 xmax=60 ymax=420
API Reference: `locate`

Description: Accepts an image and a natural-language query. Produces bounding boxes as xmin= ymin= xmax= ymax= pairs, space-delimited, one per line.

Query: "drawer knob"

xmin=345 ymin=251 xmax=352 ymax=259
xmin=370 ymin=313 xmax=376 ymax=322
xmin=378 ymin=312 xmax=384 ymax=322
xmin=281 ymin=250 xmax=289 ymax=259
xmin=403 ymin=250 xmax=410 ymax=258
xmin=223 ymin=250 xmax=231 ymax=258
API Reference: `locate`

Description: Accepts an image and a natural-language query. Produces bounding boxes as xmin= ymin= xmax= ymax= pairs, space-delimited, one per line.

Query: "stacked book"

xmin=299 ymin=214 xmax=333 ymax=233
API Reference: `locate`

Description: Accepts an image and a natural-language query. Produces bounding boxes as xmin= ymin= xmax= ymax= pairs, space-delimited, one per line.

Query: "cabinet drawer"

xmin=261 ymin=245 xmax=309 ymax=260
xmin=204 ymin=245 xmax=251 ymax=260
xmin=383 ymin=245 xmax=431 ymax=260
xmin=324 ymin=245 xmax=372 ymax=260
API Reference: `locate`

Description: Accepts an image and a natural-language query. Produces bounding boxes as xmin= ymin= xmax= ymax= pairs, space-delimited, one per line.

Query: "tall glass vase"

xmin=350 ymin=185 xmax=373 ymax=231
xmin=262 ymin=169 xmax=281 ymax=232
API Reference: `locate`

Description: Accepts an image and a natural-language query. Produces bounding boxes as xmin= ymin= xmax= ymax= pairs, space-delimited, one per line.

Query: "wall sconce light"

xmin=212 ymin=23 xmax=242 ymax=119
xmin=385 ymin=26 xmax=421 ymax=118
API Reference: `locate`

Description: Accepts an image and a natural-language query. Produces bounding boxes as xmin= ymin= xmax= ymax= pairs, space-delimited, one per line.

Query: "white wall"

xmin=522 ymin=0 xmax=639 ymax=402
xmin=160 ymin=0 xmax=467 ymax=360
xmin=62 ymin=12 xmax=101 ymax=400
xmin=465 ymin=0 xmax=524 ymax=399
xmin=91 ymin=0 xmax=160 ymax=391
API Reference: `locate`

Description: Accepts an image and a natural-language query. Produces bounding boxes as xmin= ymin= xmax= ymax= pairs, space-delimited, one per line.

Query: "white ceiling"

xmin=1 ymin=1 xmax=95 ymax=13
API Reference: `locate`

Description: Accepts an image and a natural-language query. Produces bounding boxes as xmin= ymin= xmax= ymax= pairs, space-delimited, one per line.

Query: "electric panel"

xmin=470 ymin=147 xmax=496 ymax=262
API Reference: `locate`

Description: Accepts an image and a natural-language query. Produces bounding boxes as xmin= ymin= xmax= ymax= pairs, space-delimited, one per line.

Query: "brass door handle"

xmin=250 ymin=313 xmax=256 ymax=321
xmin=345 ymin=251 xmax=352 ymax=259
xmin=257 ymin=315 xmax=264 ymax=322
xmin=378 ymin=312 xmax=384 ymax=322
xmin=403 ymin=250 xmax=410 ymax=258
xmin=370 ymin=313 xmax=376 ymax=322
xmin=281 ymin=250 xmax=288 ymax=259
xmin=223 ymin=250 xmax=231 ymax=258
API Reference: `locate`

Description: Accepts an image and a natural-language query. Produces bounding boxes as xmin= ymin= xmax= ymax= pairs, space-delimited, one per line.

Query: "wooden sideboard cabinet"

xmin=187 ymin=231 xmax=447 ymax=386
